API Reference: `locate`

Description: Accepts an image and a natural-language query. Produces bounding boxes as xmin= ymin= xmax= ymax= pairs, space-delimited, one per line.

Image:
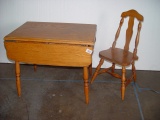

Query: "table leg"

xmin=83 ymin=66 xmax=89 ymax=104
xmin=88 ymin=64 xmax=92 ymax=76
xmin=15 ymin=61 xmax=21 ymax=96
xmin=34 ymin=64 xmax=37 ymax=71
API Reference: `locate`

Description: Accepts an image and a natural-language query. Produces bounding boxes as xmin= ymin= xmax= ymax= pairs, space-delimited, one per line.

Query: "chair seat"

xmin=99 ymin=47 xmax=138 ymax=66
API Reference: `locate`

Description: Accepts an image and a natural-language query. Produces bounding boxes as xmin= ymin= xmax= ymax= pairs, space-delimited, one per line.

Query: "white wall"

xmin=0 ymin=0 xmax=160 ymax=71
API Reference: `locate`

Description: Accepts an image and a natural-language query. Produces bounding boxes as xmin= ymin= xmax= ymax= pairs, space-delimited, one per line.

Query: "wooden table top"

xmin=4 ymin=22 xmax=97 ymax=46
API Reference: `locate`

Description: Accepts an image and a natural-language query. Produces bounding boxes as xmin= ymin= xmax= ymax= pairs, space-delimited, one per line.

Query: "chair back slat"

xmin=124 ymin=16 xmax=134 ymax=51
xmin=133 ymin=22 xmax=142 ymax=58
xmin=112 ymin=9 xmax=144 ymax=54
xmin=112 ymin=18 xmax=124 ymax=48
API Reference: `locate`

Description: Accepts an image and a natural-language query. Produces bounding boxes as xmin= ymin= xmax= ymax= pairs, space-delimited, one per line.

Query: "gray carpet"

xmin=0 ymin=63 xmax=160 ymax=120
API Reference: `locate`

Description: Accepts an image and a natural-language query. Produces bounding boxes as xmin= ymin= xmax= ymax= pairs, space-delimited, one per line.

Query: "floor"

xmin=0 ymin=63 xmax=160 ymax=120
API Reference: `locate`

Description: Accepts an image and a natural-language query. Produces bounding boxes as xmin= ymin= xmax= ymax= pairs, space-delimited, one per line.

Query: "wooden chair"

xmin=91 ymin=9 xmax=144 ymax=100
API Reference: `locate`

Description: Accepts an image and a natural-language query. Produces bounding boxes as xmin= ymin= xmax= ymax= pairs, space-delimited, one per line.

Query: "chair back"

xmin=112 ymin=9 xmax=143 ymax=57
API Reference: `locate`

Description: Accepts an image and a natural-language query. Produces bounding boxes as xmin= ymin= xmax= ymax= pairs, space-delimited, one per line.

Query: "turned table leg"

xmin=83 ymin=66 xmax=89 ymax=104
xmin=88 ymin=64 xmax=92 ymax=76
xmin=15 ymin=61 xmax=21 ymax=97
xmin=34 ymin=64 xmax=37 ymax=71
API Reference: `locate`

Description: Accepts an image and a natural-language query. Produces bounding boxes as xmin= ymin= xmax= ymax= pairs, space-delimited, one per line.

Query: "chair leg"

xmin=90 ymin=58 xmax=104 ymax=84
xmin=132 ymin=63 xmax=136 ymax=82
xmin=111 ymin=63 xmax=115 ymax=73
xmin=121 ymin=66 xmax=126 ymax=100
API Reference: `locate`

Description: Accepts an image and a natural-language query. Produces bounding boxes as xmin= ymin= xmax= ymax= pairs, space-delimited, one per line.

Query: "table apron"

xmin=4 ymin=41 xmax=93 ymax=67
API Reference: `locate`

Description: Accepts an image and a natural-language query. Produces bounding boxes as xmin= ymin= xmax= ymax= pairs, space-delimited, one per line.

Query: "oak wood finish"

xmin=83 ymin=66 xmax=89 ymax=104
xmin=91 ymin=9 xmax=143 ymax=100
xmin=15 ymin=61 xmax=21 ymax=96
xmin=5 ymin=42 xmax=93 ymax=67
xmin=4 ymin=22 xmax=97 ymax=104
